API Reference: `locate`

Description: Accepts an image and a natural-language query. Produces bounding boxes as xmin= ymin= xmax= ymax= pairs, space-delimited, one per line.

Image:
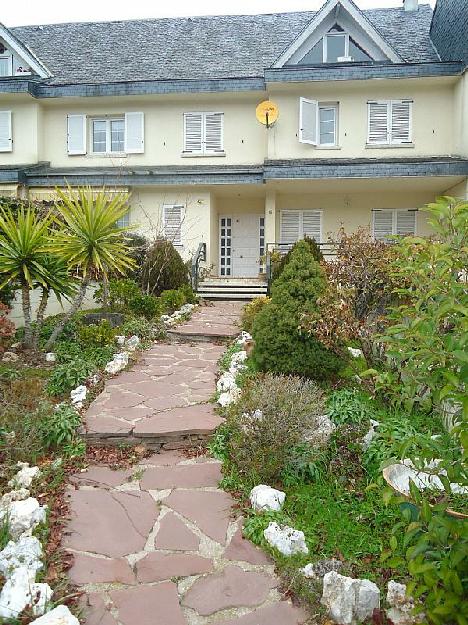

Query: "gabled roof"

xmin=0 ymin=23 xmax=52 ymax=78
xmin=9 ymin=5 xmax=438 ymax=86
xmin=430 ymin=0 xmax=468 ymax=66
xmin=274 ymin=0 xmax=403 ymax=67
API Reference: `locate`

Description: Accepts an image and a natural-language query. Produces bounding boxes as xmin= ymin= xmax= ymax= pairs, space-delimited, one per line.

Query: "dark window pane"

xmin=326 ymin=34 xmax=346 ymax=62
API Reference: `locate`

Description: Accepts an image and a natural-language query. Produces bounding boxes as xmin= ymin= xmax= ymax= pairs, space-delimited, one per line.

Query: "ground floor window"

xmin=163 ymin=204 xmax=184 ymax=246
xmin=372 ymin=209 xmax=416 ymax=241
xmin=219 ymin=216 xmax=232 ymax=276
xmin=280 ymin=210 xmax=322 ymax=246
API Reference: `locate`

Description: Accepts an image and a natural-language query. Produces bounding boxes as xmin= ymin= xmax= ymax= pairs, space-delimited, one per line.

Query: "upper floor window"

xmin=92 ymin=118 xmax=125 ymax=154
xmin=0 ymin=55 xmax=13 ymax=77
xmin=299 ymin=98 xmax=338 ymax=147
xmin=372 ymin=209 xmax=416 ymax=241
xmin=299 ymin=27 xmax=372 ymax=64
xmin=0 ymin=110 xmax=12 ymax=152
xmin=367 ymin=100 xmax=412 ymax=146
xmin=183 ymin=112 xmax=224 ymax=156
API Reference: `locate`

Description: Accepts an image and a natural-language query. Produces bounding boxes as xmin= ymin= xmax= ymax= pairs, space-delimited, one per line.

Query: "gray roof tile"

xmin=10 ymin=5 xmax=438 ymax=85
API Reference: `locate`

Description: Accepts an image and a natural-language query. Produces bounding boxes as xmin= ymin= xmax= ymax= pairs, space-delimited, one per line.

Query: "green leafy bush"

xmin=121 ymin=317 xmax=165 ymax=342
xmin=128 ymin=293 xmax=162 ymax=319
xmin=40 ymin=403 xmax=82 ymax=450
xmin=178 ymin=283 xmax=198 ymax=304
xmin=78 ymin=319 xmax=116 ymax=347
xmin=226 ymin=373 xmax=325 ymax=483
xmin=240 ymin=296 xmax=270 ymax=334
xmin=272 ymin=236 xmax=324 ymax=281
xmin=46 ymin=360 xmax=96 ymax=396
xmin=37 ymin=314 xmax=79 ymax=346
xmin=141 ymin=239 xmax=189 ymax=296
xmin=327 ymin=388 xmax=378 ymax=426
xmin=94 ymin=278 xmax=141 ymax=310
xmin=160 ymin=288 xmax=186 ymax=313
xmin=252 ymin=240 xmax=344 ymax=380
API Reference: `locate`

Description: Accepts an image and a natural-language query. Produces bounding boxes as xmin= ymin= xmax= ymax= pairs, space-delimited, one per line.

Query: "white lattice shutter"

xmin=67 ymin=114 xmax=87 ymax=155
xmin=280 ymin=211 xmax=301 ymax=245
xmin=302 ymin=210 xmax=322 ymax=242
xmin=163 ymin=205 xmax=183 ymax=246
xmin=368 ymin=102 xmax=389 ymax=144
xmin=124 ymin=112 xmax=144 ymax=153
xmin=184 ymin=113 xmax=203 ymax=154
xmin=204 ymin=112 xmax=223 ymax=153
xmin=372 ymin=210 xmax=393 ymax=240
xmin=396 ymin=210 xmax=416 ymax=236
xmin=299 ymin=97 xmax=318 ymax=145
xmin=391 ymin=101 xmax=412 ymax=144
xmin=0 ymin=111 xmax=12 ymax=152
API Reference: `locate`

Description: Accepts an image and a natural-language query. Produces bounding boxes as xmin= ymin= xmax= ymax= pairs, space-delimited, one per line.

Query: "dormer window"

xmin=299 ymin=27 xmax=372 ymax=64
xmin=0 ymin=55 xmax=13 ymax=77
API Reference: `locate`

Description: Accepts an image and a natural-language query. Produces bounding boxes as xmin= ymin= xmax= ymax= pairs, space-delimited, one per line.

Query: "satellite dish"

xmin=256 ymin=100 xmax=279 ymax=128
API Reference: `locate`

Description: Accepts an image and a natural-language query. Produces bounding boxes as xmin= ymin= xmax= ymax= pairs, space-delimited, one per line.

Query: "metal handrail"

xmin=191 ymin=242 xmax=207 ymax=291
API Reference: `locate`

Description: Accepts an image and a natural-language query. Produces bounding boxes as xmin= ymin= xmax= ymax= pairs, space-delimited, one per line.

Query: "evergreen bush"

xmin=252 ymin=240 xmax=344 ymax=380
xmin=272 ymin=236 xmax=324 ymax=281
xmin=141 ymin=239 xmax=189 ymax=296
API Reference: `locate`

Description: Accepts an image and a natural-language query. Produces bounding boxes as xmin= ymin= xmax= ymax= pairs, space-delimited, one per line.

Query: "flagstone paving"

xmin=84 ymin=301 xmax=244 ymax=448
xmin=68 ymin=453 xmax=307 ymax=625
xmin=69 ymin=301 xmax=306 ymax=624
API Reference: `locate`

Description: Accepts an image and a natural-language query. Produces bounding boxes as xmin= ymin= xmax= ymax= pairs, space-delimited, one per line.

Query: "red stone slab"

xmin=82 ymin=593 xmax=118 ymax=625
xmin=182 ymin=565 xmax=276 ymax=616
xmin=163 ymin=489 xmax=233 ymax=544
xmin=86 ymin=416 xmax=133 ymax=435
xmin=134 ymin=404 xmax=223 ymax=437
xmin=153 ymin=511 xmax=200 ymax=551
xmin=212 ymin=603 xmax=308 ymax=625
xmin=111 ymin=582 xmax=186 ymax=625
xmin=141 ymin=462 xmax=222 ymax=490
xmin=224 ymin=527 xmax=272 ymax=566
xmin=71 ymin=466 xmax=133 ymax=488
xmin=69 ymin=553 xmax=136 ymax=585
xmin=136 ymin=552 xmax=213 ymax=583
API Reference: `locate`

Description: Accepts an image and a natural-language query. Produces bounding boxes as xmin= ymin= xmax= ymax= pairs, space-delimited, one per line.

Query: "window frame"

xmin=323 ymin=32 xmax=349 ymax=62
xmin=163 ymin=204 xmax=184 ymax=247
xmin=299 ymin=98 xmax=339 ymax=147
xmin=367 ymin=100 xmax=413 ymax=146
xmin=372 ymin=208 xmax=417 ymax=241
xmin=90 ymin=116 xmax=126 ymax=155
xmin=318 ymin=103 xmax=338 ymax=147
xmin=280 ymin=209 xmax=323 ymax=246
xmin=0 ymin=54 xmax=13 ymax=77
xmin=183 ymin=111 xmax=224 ymax=156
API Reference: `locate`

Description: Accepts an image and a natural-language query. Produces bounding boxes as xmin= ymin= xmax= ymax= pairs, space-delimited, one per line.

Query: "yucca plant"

xmin=0 ymin=204 xmax=75 ymax=349
xmin=45 ymin=187 xmax=135 ymax=348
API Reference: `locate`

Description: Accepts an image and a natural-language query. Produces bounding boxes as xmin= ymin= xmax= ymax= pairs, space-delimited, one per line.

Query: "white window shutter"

xmin=0 ymin=111 xmax=12 ymax=152
xmin=184 ymin=113 xmax=203 ymax=154
xmin=204 ymin=112 xmax=223 ymax=153
xmin=163 ymin=205 xmax=183 ymax=246
xmin=396 ymin=210 xmax=416 ymax=236
xmin=368 ymin=102 xmax=389 ymax=144
xmin=280 ymin=211 xmax=301 ymax=245
xmin=372 ymin=210 xmax=393 ymax=240
xmin=391 ymin=101 xmax=412 ymax=144
xmin=299 ymin=97 xmax=318 ymax=145
xmin=124 ymin=112 xmax=144 ymax=154
xmin=302 ymin=210 xmax=322 ymax=242
xmin=67 ymin=114 xmax=87 ymax=155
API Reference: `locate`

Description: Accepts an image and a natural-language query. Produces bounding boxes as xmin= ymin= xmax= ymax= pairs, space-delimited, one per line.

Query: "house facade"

xmin=0 ymin=0 xmax=467 ymax=285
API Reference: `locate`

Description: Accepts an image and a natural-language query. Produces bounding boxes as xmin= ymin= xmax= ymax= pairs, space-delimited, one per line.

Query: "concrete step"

xmin=197 ymin=280 xmax=268 ymax=301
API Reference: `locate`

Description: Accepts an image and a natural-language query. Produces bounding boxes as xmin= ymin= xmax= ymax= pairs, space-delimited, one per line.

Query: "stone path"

xmin=67 ymin=452 xmax=306 ymax=625
xmin=67 ymin=301 xmax=306 ymax=624
xmin=84 ymin=302 xmax=244 ymax=448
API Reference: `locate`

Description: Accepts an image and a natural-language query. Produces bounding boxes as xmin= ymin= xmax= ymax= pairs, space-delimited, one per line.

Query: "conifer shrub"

xmin=252 ymin=240 xmax=344 ymax=380
xmin=141 ymin=239 xmax=189 ymax=296
xmin=240 ymin=296 xmax=270 ymax=333
xmin=272 ymin=235 xmax=324 ymax=281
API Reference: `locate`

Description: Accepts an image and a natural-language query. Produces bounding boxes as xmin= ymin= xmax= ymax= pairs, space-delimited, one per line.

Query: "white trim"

xmin=299 ymin=97 xmax=318 ymax=145
xmin=0 ymin=110 xmax=12 ymax=152
xmin=219 ymin=215 xmax=232 ymax=277
xmin=318 ymin=103 xmax=338 ymax=146
xmin=90 ymin=117 xmax=125 ymax=155
xmin=273 ymin=0 xmax=402 ymax=67
xmin=0 ymin=24 xmax=52 ymax=78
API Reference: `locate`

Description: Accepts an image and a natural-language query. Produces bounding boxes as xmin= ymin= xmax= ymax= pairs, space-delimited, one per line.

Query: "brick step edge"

xmin=82 ymin=430 xmax=210 ymax=451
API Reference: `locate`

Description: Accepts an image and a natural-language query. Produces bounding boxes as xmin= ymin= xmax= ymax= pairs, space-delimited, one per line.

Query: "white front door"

xmin=219 ymin=214 xmax=263 ymax=278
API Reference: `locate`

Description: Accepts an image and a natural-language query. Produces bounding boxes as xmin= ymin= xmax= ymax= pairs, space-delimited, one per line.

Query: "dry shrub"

xmin=226 ymin=373 xmax=324 ymax=483
xmin=240 ymin=296 xmax=270 ymax=334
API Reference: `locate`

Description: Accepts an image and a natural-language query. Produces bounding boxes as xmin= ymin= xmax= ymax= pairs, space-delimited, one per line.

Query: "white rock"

xmin=386 ymin=460 xmax=468 ymax=496
xmin=305 ymin=415 xmax=336 ymax=447
xmin=126 ymin=335 xmax=140 ymax=351
xmin=217 ymin=387 xmax=241 ymax=407
xmin=236 ymin=331 xmax=252 ymax=345
xmin=231 ymin=350 xmax=248 ymax=365
xmin=179 ymin=303 xmax=195 ymax=314
xmin=45 ymin=352 xmax=56 ymax=363
xmin=30 ymin=604 xmax=80 ymax=625
xmin=0 ymin=536 xmax=43 ymax=579
xmin=115 ymin=335 xmax=126 ymax=345
xmin=8 ymin=463 xmax=41 ymax=489
xmin=0 ymin=489 xmax=30 ymax=509
xmin=301 ymin=563 xmax=317 ymax=579
xmin=0 ymin=567 xmax=34 ymax=618
xmin=216 ymin=372 xmax=237 ymax=393
xmin=263 ymin=522 xmax=308 ymax=556
xmin=347 ymin=347 xmax=363 ymax=358
xmin=386 ymin=580 xmax=421 ymax=625
xmin=250 ymin=485 xmax=285 ymax=512
xmin=2 ymin=351 xmax=19 ymax=362
xmin=300 ymin=559 xmax=342 ymax=579
xmin=70 ymin=385 xmax=87 ymax=406
xmin=30 ymin=583 xmax=53 ymax=616
xmin=1 ymin=497 xmax=47 ymax=539
xmin=105 ymin=352 xmax=129 ymax=374
xmin=321 ymin=571 xmax=380 ymax=625
xmin=362 ymin=419 xmax=380 ymax=450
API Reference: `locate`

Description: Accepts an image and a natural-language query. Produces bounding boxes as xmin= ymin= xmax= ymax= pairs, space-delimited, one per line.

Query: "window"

xmin=163 ymin=205 xmax=183 ymax=246
xmin=299 ymin=28 xmax=372 ymax=64
xmin=0 ymin=56 xmax=13 ymax=77
xmin=372 ymin=209 xmax=416 ymax=241
xmin=280 ymin=210 xmax=322 ymax=246
xmin=91 ymin=118 xmax=125 ymax=154
xmin=116 ymin=212 xmax=130 ymax=229
xmin=183 ymin=112 xmax=224 ymax=155
xmin=299 ymin=98 xmax=338 ymax=147
xmin=368 ymin=100 xmax=412 ymax=145
xmin=0 ymin=110 xmax=12 ymax=152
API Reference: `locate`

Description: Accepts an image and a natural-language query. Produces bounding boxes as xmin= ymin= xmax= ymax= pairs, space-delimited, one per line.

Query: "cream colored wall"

xmin=267 ymin=78 xmax=456 ymax=160
xmin=453 ymin=71 xmax=468 ymax=157
xmin=444 ymin=179 xmax=468 ymax=199
xmin=0 ymin=98 xmax=41 ymax=164
xmin=275 ymin=190 xmax=437 ymax=240
xmin=39 ymin=95 xmax=267 ymax=167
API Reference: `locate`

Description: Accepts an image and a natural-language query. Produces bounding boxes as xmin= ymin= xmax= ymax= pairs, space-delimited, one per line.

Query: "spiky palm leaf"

xmin=50 ymin=187 xmax=135 ymax=276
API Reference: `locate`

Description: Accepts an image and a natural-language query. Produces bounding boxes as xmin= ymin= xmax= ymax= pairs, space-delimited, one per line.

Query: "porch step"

xmin=197 ymin=279 xmax=268 ymax=301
